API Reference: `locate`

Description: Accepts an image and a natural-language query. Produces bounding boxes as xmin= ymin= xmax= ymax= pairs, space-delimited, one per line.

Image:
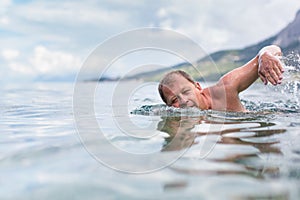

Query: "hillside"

xmin=188 ymin=9 xmax=300 ymax=81
xmin=126 ymin=9 xmax=300 ymax=82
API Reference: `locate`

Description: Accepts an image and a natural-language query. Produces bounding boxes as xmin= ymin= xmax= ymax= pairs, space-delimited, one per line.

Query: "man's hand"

xmin=258 ymin=45 xmax=284 ymax=85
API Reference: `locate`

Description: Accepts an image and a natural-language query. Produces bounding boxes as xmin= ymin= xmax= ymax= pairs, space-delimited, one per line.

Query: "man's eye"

xmin=171 ymin=98 xmax=178 ymax=104
xmin=183 ymin=89 xmax=190 ymax=94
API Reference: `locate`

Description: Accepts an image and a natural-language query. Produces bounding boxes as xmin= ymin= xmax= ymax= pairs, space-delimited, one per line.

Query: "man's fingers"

xmin=269 ymin=60 xmax=284 ymax=84
xmin=268 ymin=68 xmax=280 ymax=83
xmin=266 ymin=74 xmax=277 ymax=85
xmin=260 ymin=61 xmax=283 ymax=85
xmin=275 ymin=56 xmax=284 ymax=72
xmin=259 ymin=72 xmax=267 ymax=85
xmin=274 ymin=58 xmax=284 ymax=77
xmin=260 ymin=69 xmax=277 ymax=85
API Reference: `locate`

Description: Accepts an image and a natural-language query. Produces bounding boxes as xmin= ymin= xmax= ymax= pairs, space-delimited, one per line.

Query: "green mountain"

xmin=128 ymin=9 xmax=300 ymax=82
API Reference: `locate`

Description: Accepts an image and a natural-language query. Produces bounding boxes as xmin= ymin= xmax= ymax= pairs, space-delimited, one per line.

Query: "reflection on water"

xmin=153 ymin=112 xmax=290 ymax=198
xmin=157 ymin=114 xmax=284 ymax=175
xmin=150 ymin=108 xmax=299 ymax=199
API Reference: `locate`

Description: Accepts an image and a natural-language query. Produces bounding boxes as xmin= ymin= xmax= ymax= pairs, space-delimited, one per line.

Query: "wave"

xmin=131 ymin=98 xmax=299 ymax=118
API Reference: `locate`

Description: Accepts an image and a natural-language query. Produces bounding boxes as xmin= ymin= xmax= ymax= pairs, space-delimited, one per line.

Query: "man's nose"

xmin=178 ymin=95 xmax=188 ymax=108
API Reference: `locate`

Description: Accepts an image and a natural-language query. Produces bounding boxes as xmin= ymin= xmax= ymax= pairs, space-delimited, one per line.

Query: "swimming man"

xmin=158 ymin=45 xmax=283 ymax=112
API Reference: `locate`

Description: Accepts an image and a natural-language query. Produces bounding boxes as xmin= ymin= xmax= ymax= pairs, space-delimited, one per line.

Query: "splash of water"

xmin=131 ymin=104 xmax=275 ymax=122
xmin=243 ymin=52 xmax=300 ymax=113
xmin=275 ymin=52 xmax=300 ymax=103
xmin=130 ymin=104 xmax=208 ymax=116
xmin=242 ymin=99 xmax=300 ymax=113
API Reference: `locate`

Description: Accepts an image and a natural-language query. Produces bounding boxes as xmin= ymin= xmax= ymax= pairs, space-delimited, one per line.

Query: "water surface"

xmin=1 ymin=80 xmax=300 ymax=200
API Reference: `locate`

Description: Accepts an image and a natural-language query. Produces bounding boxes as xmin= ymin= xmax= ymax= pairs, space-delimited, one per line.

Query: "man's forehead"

xmin=161 ymin=84 xmax=175 ymax=95
xmin=163 ymin=73 xmax=189 ymax=86
xmin=161 ymin=75 xmax=193 ymax=95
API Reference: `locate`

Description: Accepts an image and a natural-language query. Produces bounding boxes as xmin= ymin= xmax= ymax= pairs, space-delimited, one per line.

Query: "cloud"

xmin=6 ymin=0 xmax=300 ymax=53
xmin=13 ymin=1 xmax=129 ymax=26
xmin=0 ymin=0 xmax=11 ymax=13
xmin=8 ymin=0 xmax=133 ymax=36
xmin=29 ymin=45 xmax=82 ymax=77
xmin=1 ymin=49 xmax=19 ymax=60
xmin=0 ymin=0 xmax=11 ymax=26
xmin=1 ymin=0 xmax=300 ymax=82
xmin=154 ymin=0 xmax=300 ymax=52
xmin=0 ymin=45 xmax=82 ymax=82
xmin=0 ymin=16 xmax=9 ymax=25
xmin=2 ymin=0 xmax=140 ymax=58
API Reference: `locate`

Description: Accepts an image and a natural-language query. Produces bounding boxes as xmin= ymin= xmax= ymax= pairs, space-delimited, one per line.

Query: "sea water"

xmin=1 ymin=55 xmax=300 ymax=199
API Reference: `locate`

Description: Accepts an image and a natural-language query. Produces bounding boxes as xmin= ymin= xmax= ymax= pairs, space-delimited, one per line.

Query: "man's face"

xmin=162 ymin=74 xmax=202 ymax=108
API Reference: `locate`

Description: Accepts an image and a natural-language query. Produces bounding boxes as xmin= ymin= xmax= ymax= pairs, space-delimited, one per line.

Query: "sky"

xmin=1 ymin=0 xmax=300 ymax=82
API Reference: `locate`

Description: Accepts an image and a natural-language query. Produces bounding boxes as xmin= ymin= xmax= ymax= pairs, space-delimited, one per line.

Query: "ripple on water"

xmin=134 ymin=105 xmax=289 ymax=185
xmin=1 ymin=80 xmax=300 ymax=199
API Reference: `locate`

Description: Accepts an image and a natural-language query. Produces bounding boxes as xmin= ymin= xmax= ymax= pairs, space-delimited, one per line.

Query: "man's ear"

xmin=195 ymin=82 xmax=202 ymax=90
